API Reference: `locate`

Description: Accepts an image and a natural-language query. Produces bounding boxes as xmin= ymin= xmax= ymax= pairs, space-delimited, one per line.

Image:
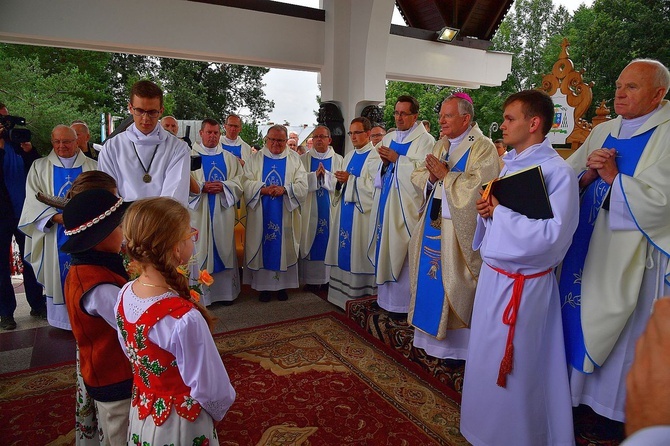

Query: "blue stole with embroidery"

xmin=201 ymin=153 xmax=229 ymax=273
xmin=560 ymin=128 xmax=654 ymax=372
xmin=338 ymin=151 xmax=369 ymax=271
xmin=375 ymin=140 xmax=411 ymax=272
xmin=261 ymin=156 xmax=287 ymax=271
xmin=412 ymin=148 xmax=470 ymax=336
xmin=54 ymin=165 xmax=82 ymax=297
xmin=221 ymin=143 xmax=242 ymax=160
xmin=308 ymin=156 xmax=332 ymax=260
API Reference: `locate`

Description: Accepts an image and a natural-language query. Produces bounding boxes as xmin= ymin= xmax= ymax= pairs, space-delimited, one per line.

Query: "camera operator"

xmin=0 ymin=102 xmax=46 ymax=330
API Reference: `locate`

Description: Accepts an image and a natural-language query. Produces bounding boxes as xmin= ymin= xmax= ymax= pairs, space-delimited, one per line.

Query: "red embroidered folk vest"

xmin=117 ymin=294 xmax=202 ymax=426
xmin=64 ymin=265 xmax=132 ymax=399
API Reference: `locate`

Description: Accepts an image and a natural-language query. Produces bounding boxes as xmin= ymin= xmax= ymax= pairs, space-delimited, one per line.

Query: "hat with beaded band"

xmin=61 ymin=189 xmax=130 ymax=254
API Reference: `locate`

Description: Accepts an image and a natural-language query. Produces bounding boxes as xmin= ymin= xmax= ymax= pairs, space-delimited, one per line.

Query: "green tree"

xmin=564 ymin=0 xmax=670 ymax=112
xmin=0 ymin=57 xmax=98 ymax=151
xmin=0 ymin=44 xmax=276 ymax=146
xmin=383 ymin=81 xmax=450 ymax=139
xmin=240 ymin=120 xmax=264 ymax=147
xmin=158 ymin=59 xmax=274 ymax=121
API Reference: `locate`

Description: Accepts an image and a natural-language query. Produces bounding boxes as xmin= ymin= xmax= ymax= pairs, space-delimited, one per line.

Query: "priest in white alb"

xmin=19 ymin=125 xmax=97 ymax=330
xmin=242 ymin=125 xmax=308 ymax=302
xmin=408 ymin=93 xmax=499 ymax=361
xmin=561 ymin=59 xmax=670 ymax=423
xmin=325 ymin=117 xmax=380 ymax=309
xmin=368 ymin=95 xmax=434 ymax=318
xmin=299 ymin=125 xmax=343 ymax=291
xmin=189 ymin=119 xmax=243 ymax=305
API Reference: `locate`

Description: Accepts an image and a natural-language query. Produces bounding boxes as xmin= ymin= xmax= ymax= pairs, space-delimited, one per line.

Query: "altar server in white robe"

xmin=189 ymin=119 xmax=243 ymax=305
xmin=368 ymin=95 xmax=434 ymax=317
xmin=325 ymin=117 xmax=380 ymax=309
xmin=299 ymin=125 xmax=343 ymax=291
xmin=243 ymin=125 xmax=308 ymax=302
xmin=19 ymin=125 xmax=97 ymax=330
xmin=460 ymin=90 xmax=579 ymax=446
xmin=98 ymin=80 xmax=190 ymax=205
xmin=408 ymin=93 xmax=499 ymax=360
xmin=561 ymin=59 xmax=670 ymax=423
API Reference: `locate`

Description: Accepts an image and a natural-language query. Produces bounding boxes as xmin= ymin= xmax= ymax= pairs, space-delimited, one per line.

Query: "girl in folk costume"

xmin=115 ymin=197 xmax=235 ymax=445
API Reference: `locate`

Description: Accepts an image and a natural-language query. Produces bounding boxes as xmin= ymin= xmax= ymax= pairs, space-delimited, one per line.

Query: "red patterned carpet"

xmin=347 ymin=296 xmax=625 ymax=446
xmin=0 ymin=312 xmax=465 ymax=445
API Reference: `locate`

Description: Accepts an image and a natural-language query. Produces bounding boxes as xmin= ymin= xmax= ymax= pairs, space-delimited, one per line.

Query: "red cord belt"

xmin=486 ymin=263 xmax=553 ymax=388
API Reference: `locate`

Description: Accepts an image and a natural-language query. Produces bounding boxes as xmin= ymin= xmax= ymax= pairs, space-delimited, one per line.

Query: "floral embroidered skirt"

xmin=127 ymin=405 xmax=218 ymax=446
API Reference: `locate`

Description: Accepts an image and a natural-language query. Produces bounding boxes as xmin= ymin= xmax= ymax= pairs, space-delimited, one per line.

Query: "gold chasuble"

xmin=408 ymin=124 xmax=499 ymax=339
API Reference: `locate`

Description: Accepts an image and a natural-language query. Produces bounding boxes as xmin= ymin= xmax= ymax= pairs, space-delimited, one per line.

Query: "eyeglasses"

xmin=440 ymin=113 xmax=463 ymax=120
xmin=184 ymin=227 xmax=199 ymax=242
xmin=266 ymin=137 xmax=287 ymax=144
xmin=393 ymin=111 xmax=417 ymax=118
xmin=312 ymin=135 xmax=330 ymax=139
xmin=225 ymin=123 xmax=241 ymax=128
xmin=347 ymin=131 xmax=366 ymax=136
xmin=370 ymin=133 xmax=385 ymax=138
xmin=51 ymin=139 xmax=76 ymax=145
xmin=130 ymin=106 xmax=161 ymax=118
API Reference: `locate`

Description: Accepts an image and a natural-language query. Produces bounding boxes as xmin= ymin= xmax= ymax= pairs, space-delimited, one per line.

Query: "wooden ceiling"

xmin=395 ymin=0 xmax=514 ymax=41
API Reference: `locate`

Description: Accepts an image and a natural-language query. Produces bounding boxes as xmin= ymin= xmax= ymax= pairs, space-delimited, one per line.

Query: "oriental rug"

xmin=347 ymin=296 xmax=625 ymax=446
xmin=0 ymin=312 xmax=465 ymax=445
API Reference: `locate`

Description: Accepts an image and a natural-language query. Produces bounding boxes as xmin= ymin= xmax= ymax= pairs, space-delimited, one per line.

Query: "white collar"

xmin=394 ymin=123 xmax=420 ymax=143
xmin=619 ymin=105 xmax=661 ymax=139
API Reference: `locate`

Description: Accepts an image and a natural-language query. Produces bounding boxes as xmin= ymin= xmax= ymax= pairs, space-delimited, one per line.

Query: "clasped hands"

xmin=378 ymin=145 xmax=399 ymax=166
xmin=581 ymin=148 xmax=619 ymax=187
xmin=334 ymin=170 xmax=350 ymax=184
xmin=202 ymin=181 xmax=224 ymax=194
xmin=261 ymin=184 xmax=286 ymax=197
xmin=425 ymin=153 xmax=449 ymax=183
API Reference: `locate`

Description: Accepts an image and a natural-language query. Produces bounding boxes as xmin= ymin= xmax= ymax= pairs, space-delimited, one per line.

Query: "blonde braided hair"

xmin=122 ymin=197 xmax=216 ymax=331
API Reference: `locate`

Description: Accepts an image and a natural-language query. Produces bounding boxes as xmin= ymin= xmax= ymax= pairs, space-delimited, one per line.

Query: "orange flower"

xmin=199 ymin=269 xmax=214 ymax=287
xmin=126 ymin=260 xmax=142 ymax=280
xmin=189 ymin=289 xmax=201 ymax=302
xmin=177 ymin=265 xmax=189 ymax=278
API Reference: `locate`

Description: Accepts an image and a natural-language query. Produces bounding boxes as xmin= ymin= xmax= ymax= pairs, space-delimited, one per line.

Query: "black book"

xmin=190 ymin=155 xmax=202 ymax=171
xmin=482 ymin=165 xmax=553 ymax=220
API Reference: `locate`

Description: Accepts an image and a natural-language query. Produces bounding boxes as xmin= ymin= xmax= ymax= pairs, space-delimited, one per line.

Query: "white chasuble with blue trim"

xmin=201 ymin=153 xmax=229 ymax=272
xmin=374 ymin=140 xmax=412 ymax=271
xmin=262 ymin=157 xmax=287 ymax=271
xmin=53 ymin=165 xmax=82 ymax=296
xmin=560 ymin=128 xmax=654 ymax=372
xmin=308 ymin=156 xmax=332 ymax=260
xmin=221 ymin=143 xmax=242 ymax=160
xmin=337 ymin=151 xmax=370 ymax=272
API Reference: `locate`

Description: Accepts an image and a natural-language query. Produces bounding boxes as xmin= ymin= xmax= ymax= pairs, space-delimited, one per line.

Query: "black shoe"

xmin=259 ymin=291 xmax=272 ymax=303
xmin=388 ymin=311 xmax=408 ymax=321
xmin=30 ymin=307 xmax=48 ymax=320
xmin=302 ymin=284 xmax=318 ymax=293
xmin=220 ymin=300 xmax=234 ymax=306
xmin=0 ymin=316 xmax=17 ymax=331
xmin=319 ymin=283 xmax=329 ymax=292
xmin=277 ymin=290 xmax=289 ymax=301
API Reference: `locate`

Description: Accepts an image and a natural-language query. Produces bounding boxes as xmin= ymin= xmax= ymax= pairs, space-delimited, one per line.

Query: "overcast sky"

xmin=261 ymin=0 xmax=595 ymax=126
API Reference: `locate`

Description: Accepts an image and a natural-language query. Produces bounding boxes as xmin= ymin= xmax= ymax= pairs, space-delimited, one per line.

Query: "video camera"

xmin=0 ymin=115 xmax=32 ymax=144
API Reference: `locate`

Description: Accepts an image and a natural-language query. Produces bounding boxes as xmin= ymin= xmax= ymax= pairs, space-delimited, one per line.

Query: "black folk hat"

xmin=61 ymin=189 xmax=130 ymax=254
